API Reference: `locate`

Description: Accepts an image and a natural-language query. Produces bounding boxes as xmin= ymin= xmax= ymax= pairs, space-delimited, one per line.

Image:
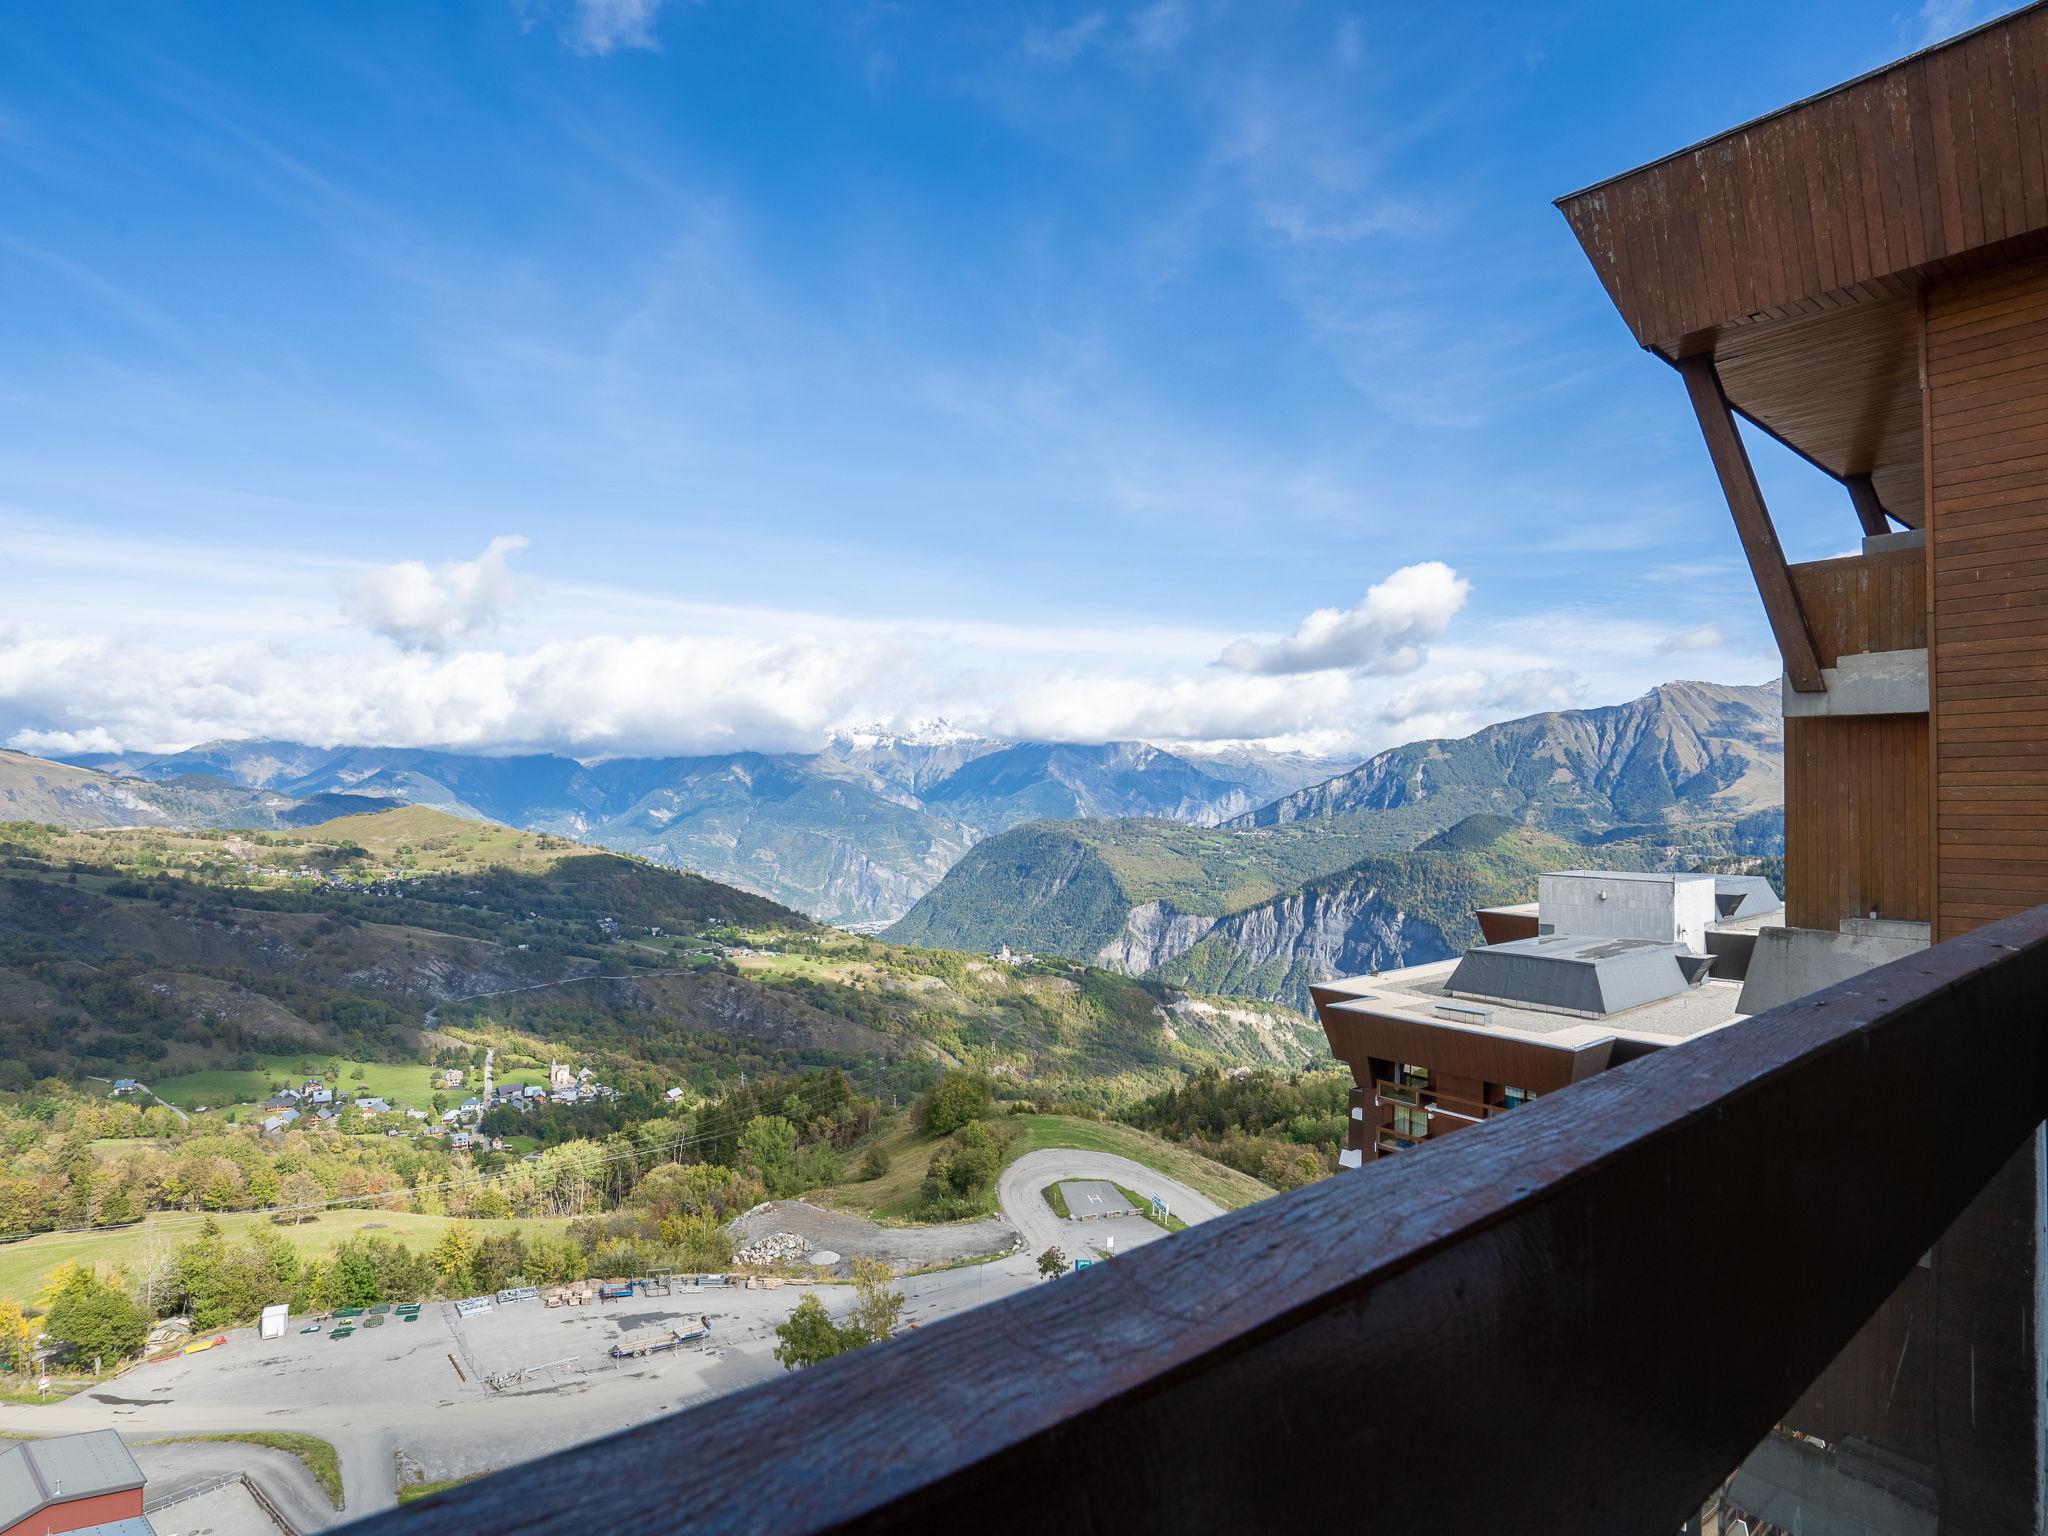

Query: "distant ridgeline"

xmin=887 ymin=681 xmax=1785 ymax=1009
xmin=18 ymin=734 xmax=1352 ymax=927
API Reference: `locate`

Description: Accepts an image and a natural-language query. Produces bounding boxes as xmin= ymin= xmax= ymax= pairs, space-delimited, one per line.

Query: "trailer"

xmin=608 ymin=1317 xmax=711 ymax=1360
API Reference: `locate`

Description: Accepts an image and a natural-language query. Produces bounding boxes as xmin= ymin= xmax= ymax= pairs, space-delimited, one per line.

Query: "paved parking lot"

xmin=0 ymin=1153 xmax=1227 ymax=1517
xmin=1 ymin=1264 xmax=1042 ymax=1519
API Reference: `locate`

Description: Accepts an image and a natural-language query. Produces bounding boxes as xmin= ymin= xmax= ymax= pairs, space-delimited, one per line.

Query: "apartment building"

xmin=1313 ymin=872 xmax=1780 ymax=1166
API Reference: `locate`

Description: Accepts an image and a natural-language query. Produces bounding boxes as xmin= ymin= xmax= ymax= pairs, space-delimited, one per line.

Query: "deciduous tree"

xmin=772 ymin=1295 xmax=860 ymax=1371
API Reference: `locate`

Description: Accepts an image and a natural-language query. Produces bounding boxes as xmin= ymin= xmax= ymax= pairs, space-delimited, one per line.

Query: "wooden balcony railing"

xmin=1788 ymin=546 xmax=1926 ymax=666
xmin=341 ymin=905 xmax=2048 ymax=1535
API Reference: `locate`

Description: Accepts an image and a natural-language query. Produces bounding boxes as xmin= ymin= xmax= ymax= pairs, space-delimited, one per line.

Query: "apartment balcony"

xmin=338 ymin=906 xmax=2048 ymax=1535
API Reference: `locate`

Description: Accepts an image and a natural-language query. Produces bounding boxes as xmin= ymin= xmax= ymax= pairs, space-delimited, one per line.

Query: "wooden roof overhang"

xmin=1556 ymin=1 xmax=2048 ymax=532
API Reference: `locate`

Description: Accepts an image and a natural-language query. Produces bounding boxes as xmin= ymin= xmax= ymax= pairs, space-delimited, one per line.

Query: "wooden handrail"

xmin=341 ymin=906 xmax=2048 ymax=1536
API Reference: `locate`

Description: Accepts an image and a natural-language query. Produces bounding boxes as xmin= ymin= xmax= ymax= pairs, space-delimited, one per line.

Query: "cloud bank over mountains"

xmin=2 ymin=535 xmax=1770 ymax=764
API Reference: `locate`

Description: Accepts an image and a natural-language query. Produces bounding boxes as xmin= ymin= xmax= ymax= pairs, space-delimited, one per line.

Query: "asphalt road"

xmin=996 ymin=1149 xmax=1225 ymax=1263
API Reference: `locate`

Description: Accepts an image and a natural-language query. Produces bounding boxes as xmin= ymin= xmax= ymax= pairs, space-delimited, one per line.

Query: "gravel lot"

xmin=726 ymin=1199 xmax=1018 ymax=1271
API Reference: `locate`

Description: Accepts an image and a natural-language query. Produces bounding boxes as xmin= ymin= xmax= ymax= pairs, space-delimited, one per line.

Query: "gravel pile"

xmin=732 ymin=1231 xmax=810 ymax=1267
xmin=725 ymin=1199 xmax=1018 ymax=1270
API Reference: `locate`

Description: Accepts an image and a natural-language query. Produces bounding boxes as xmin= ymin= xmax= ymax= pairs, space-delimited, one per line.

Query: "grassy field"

xmin=1113 ymin=1182 xmax=1188 ymax=1232
xmin=1012 ymin=1116 xmax=1274 ymax=1210
xmin=0 ymin=1210 xmax=575 ymax=1306
xmin=148 ymin=1054 xmax=550 ymax=1114
xmin=18 ymin=805 xmax=576 ymax=887
xmin=811 ymin=1114 xmax=945 ymax=1221
xmin=147 ymin=1432 xmax=344 ymax=1509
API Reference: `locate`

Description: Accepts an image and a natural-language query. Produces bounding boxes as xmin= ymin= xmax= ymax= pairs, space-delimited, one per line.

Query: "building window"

xmin=1395 ymin=1063 xmax=1431 ymax=1089
xmin=1501 ymin=1086 xmax=1536 ymax=1109
xmin=1391 ymin=1103 xmax=1428 ymax=1139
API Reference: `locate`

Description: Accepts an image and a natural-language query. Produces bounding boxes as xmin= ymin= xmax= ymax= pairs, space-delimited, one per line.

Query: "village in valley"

xmin=113 ymin=1051 xmax=639 ymax=1159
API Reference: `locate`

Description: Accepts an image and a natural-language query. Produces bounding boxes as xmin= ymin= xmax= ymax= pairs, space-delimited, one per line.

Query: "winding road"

xmin=996 ymin=1149 xmax=1226 ymax=1260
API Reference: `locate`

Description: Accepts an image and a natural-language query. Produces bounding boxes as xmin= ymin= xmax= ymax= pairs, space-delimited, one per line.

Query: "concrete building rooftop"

xmin=1318 ymin=960 xmax=1747 ymax=1047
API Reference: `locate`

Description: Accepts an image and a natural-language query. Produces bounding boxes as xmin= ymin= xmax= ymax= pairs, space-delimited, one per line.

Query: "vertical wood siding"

xmin=1784 ymin=713 xmax=1932 ymax=929
xmin=1928 ymin=256 xmax=2048 ymax=938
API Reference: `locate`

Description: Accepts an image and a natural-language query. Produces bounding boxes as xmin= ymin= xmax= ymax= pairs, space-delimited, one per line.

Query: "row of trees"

xmin=0 ymin=1063 xmax=878 ymax=1243
xmin=1118 ymin=1068 xmax=1348 ymax=1191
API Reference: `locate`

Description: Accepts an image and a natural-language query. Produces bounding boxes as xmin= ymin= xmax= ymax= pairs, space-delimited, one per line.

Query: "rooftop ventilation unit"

xmin=1433 ymin=1001 xmax=1494 ymax=1025
xmin=1537 ymin=870 xmax=1718 ymax=952
xmin=1446 ymin=934 xmax=1710 ymax=1018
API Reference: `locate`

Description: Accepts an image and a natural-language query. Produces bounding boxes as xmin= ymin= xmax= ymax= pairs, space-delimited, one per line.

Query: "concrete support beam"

xmin=1781 ymin=648 xmax=1928 ymax=718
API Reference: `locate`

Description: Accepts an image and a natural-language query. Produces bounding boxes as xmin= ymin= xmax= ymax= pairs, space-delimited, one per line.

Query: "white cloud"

xmin=1131 ymin=0 xmax=1188 ymax=53
xmin=539 ymin=0 xmax=667 ymax=56
xmin=0 ymin=528 xmax=1772 ymax=768
xmin=1334 ymin=15 xmax=1363 ymax=70
xmin=1656 ymin=622 xmax=1726 ymax=654
xmin=992 ymin=669 xmax=1356 ymax=746
xmin=1217 ymin=561 xmax=1469 ymax=676
xmin=1023 ymin=12 xmax=1107 ymax=65
xmin=1917 ymin=0 xmax=1980 ymax=47
xmin=0 ymin=626 xmax=893 ymax=760
xmin=1022 ymin=4 xmax=1185 ymax=67
xmin=344 ymin=536 xmax=530 ymax=652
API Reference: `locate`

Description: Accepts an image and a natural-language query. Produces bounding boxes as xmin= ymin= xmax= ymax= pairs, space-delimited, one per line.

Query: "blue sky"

xmin=0 ymin=0 xmax=1996 ymax=760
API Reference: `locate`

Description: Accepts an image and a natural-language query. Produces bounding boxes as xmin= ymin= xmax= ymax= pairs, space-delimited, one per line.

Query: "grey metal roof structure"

xmin=1712 ymin=875 xmax=1784 ymax=922
xmin=0 ymin=1430 xmax=144 ymax=1530
xmin=1445 ymin=934 xmax=1711 ymax=1018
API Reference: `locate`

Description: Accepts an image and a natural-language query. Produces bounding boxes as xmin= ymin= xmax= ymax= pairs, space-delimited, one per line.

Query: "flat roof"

xmin=1320 ymin=959 xmax=1746 ymax=1048
xmin=1542 ymin=869 xmax=1710 ymax=885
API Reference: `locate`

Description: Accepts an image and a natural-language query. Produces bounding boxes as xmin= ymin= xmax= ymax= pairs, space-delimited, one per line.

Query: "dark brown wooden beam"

xmin=1677 ymin=354 xmax=1827 ymax=692
xmin=1845 ymin=472 xmax=1893 ymax=537
xmin=340 ymin=905 xmax=2048 ymax=1536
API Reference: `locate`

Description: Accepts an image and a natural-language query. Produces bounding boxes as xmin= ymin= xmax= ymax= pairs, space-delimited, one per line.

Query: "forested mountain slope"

xmin=0 ymin=807 xmax=1323 ymax=1095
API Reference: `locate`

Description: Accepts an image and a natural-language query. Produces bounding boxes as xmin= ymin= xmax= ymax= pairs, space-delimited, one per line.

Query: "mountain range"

xmin=43 ymin=731 xmax=1350 ymax=925
xmin=0 ymin=806 xmax=1327 ymax=1092
xmin=886 ymin=680 xmax=1784 ymax=1007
